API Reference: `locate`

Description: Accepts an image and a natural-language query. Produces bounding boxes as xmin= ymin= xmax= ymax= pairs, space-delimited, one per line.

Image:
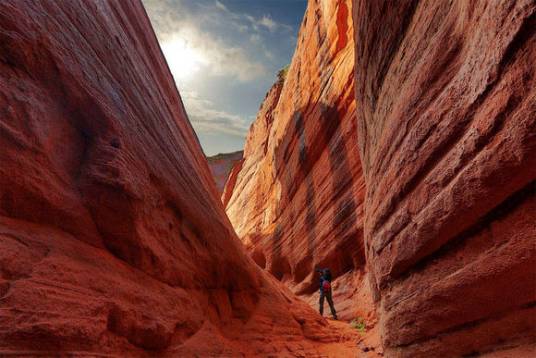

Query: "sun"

xmin=161 ymin=35 xmax=207 ymax=81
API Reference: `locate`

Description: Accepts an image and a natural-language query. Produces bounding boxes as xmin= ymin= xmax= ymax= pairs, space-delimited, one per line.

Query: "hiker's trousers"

xmin=319 ymin=289 xmax=337 ymax=318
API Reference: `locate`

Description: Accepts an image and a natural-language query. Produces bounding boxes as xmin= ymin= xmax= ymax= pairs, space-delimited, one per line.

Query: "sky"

xmin=142 ymin=0 xmax=307 ymax=156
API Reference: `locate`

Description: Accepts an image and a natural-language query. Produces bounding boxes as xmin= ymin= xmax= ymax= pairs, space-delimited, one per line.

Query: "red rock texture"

xmin=206 ymin=150 xmax=243 ymax=195
xmin=0 ymin=0 xmax=364 ymax=355
xmin=224 ymin=0 xmax=376 ymax=325
xmin=221 ymin=155 xmax=244 ymax=208
xmin=353 ymin=0 xmax=536 ymax=356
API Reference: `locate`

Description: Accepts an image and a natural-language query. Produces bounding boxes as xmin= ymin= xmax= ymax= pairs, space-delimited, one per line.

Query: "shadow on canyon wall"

xmin=252 ymin=101 xmax=365 ymax=295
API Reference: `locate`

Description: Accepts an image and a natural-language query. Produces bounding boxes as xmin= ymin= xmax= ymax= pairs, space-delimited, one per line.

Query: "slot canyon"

xmin=0 ymin=0 xmax=534 ymax=357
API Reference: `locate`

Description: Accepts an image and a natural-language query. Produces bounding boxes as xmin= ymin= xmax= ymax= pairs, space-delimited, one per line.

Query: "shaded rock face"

xmin=0 ymin=0 xmax=247 ymax=291
xmin=353 ymin=0 xmax=536 ymax=356
xmin=0 ymin=0 xmax=359 ymax=355
xmin=206 ymin=150 xmax=243 ymax=195
xmin=224 ymin=0 xmax=373 ymax=322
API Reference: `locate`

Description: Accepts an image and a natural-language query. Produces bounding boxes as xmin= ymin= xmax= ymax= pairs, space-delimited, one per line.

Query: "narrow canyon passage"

xmin=0 ymin=0 xmax=535 ymax=357
xmin=222 ymin=0 xmax=371 ymax=320
xmin=216 ymin=0 xmax=536 ymax=356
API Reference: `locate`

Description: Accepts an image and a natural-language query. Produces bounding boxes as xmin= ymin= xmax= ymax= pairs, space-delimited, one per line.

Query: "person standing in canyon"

xmin=316 ymin=268 xmax=338 ymax=320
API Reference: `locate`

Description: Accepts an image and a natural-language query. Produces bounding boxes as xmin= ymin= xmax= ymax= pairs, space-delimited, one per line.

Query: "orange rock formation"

xmin=206 ymin=151 xmax=243 ymax=195
xmin=223 ymin=0 xmax=375 ymax=328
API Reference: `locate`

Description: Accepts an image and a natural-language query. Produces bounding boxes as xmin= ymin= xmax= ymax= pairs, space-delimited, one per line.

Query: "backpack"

xmin=322 ymin=280 xmax=331 ymax=291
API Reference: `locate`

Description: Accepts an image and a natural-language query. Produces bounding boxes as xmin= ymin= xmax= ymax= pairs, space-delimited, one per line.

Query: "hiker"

xmin=316 ymin=267 xmax=337 ymax=320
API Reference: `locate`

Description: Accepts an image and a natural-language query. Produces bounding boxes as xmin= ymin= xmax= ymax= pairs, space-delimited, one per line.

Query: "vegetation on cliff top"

xmin=277 ymin=64 xmax=290 ymax=83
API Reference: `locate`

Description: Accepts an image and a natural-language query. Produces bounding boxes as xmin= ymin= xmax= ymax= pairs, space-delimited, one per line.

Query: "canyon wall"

xmin=224 ymin=0 xmax=374 ymax=324
xmin=0 ymin=0 xmax=360 ymax=355
xmin=206 ymin=150 xmax=243 ymax=194
xmin=353 ymin=0 xmax=536 ymax=356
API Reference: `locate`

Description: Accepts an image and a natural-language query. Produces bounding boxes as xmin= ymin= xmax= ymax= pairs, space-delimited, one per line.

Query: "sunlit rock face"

xmin=353 ymin=0 xmax=536 ymax=356
xmin=0 ymin=1 xmax=359 ymax=355
xmin=224 ymin=0 xmax=374 ymax=322
xmin=207 ymin=151 xmax=243 ymax=195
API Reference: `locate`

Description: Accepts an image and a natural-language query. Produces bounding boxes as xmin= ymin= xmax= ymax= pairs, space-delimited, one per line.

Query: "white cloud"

xmin=144 ymin=0 xmax=269 ymax=83
xmin=160 ymin=34 xmax=208 ymax=80
xmin=160 ymin=28 xmax=268 ymax=83
xmin=244 ymin=14 xmax=293 ymax=33
xmin=142 ymin=0 xmax=297 ymax=143
xmin=259 ymin=16 xmax=278 ymax=32
xmin=182 ymin=91 xmax=249 ymax=137
xmin=211 ymin=3 xmax=293 ymax=34
xmin=214 ymin=0 xmax=228 ymax=12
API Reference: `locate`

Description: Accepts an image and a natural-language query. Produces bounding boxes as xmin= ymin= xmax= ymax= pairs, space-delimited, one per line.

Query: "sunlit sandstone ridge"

xmin=0 ymin=0 xmax=362 ymax=355
xmin=207 ymin=150 xmax=243 ymax=194
xmin=353 ymin=0 xmax=536 ymax=356
xmin=223 ymin=0 xmax=375 ymax=327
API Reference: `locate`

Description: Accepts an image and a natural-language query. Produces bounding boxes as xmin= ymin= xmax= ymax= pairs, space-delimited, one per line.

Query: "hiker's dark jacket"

xmin=318 ymin=268 xmax=332 ymax=293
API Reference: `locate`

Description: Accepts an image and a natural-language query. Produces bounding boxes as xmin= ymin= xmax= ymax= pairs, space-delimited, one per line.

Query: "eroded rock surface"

xmin=0 ymin=0 xmax=362 ymax=355
xmin=206 ymin=150 xmax=243 ymax=195
xmin=353 ymin=0 xmax=536 ymax=356
xmin=224 ymin=0 xmax=374 ymax=323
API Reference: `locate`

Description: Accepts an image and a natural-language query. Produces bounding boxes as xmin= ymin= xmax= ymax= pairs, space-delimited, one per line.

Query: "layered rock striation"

xmin=0 ymin=0 xmax=361 ymax=355
xmin=353 ymin=0 xmax=536 ymax=356
xmin=224 ymin=0 xmax=374 ymax=323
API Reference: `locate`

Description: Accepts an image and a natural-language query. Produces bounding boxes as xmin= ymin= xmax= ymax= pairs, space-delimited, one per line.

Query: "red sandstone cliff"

xmin=0 ymin=0 xmax=363 ymax=355
xmin=223 ymin=0 xmax=376 ymax=329
xmin=206 ymin=150 xmax=243 ymax=195
xmin=353 ymin=0 xmax=536 ymax=356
